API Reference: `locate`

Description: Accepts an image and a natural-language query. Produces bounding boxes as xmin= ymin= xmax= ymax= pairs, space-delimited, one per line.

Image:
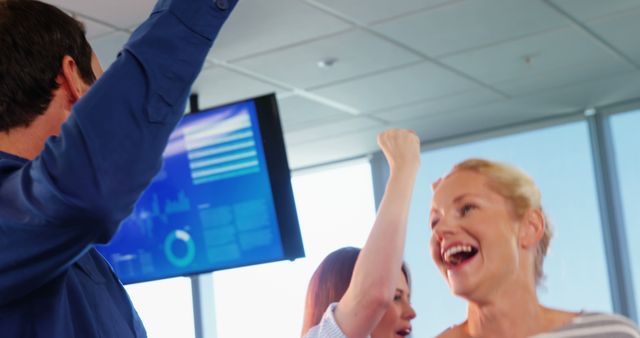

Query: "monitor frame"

xmin=235 ymin=93 xmax=304 ymax=262
xmin=99 ymin=93 xmax=305 ymax=284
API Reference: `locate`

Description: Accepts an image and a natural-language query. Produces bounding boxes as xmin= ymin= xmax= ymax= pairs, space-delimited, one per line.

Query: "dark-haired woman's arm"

xmin=334 ymin=129 xmax=421 ymax=338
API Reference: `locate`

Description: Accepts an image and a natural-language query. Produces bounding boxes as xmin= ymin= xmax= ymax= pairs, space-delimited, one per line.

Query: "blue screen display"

xmin=98 ymin=99 xmax=285 ymax=284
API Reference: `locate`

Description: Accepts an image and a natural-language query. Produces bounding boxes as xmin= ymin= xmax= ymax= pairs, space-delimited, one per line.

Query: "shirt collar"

xmin=0 ymin=150 xmax=28 ymax=163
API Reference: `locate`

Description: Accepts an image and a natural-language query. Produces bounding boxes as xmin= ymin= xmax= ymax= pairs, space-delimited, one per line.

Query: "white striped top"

xmin=303 ymin=303 xmax=355 ymax=338
xmin=531 ymin=312 xmax=640 ymax=338
xmin=304 ymin=307 xmax=640 ymax=338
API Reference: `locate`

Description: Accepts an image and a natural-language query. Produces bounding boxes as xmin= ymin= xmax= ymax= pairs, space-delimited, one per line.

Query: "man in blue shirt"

xmin=0 ymin=0 xmax=238 ymax=336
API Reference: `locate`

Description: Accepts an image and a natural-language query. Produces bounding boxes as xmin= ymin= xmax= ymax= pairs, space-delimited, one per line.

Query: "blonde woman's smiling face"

xmin=429 ymin=170 xmax=522 ymax=300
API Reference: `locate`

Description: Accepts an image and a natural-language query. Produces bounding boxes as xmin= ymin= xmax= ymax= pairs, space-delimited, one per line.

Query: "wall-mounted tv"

xmin=97 ymin=94 xmax=304 ymax=284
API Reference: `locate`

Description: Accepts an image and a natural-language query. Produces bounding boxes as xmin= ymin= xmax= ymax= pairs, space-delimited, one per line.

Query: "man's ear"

xmin=57 ymin=55 xmax=87 ymax=103
xmin=519 ymin=208 xmax=545 ymax=249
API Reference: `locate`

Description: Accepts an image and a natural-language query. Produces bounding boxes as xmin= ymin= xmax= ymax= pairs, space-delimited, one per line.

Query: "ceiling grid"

xmin=46 ymin=0 xmax=640 ymax=168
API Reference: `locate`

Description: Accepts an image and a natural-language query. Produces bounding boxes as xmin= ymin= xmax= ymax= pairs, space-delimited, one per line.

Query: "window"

xmin=405 ymin=122 xmax=611 ymax=336
xmin=212 ymin=159 xmax=376 ymax=338
xmin=610 ymin=109 xmax=640 ymax=313
xmin=125 ymin=277 xmax=195 ymax=338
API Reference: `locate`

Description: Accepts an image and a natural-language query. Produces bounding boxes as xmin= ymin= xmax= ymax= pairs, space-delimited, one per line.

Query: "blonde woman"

xmin=429 ymin=159 xmax=640 ymax=338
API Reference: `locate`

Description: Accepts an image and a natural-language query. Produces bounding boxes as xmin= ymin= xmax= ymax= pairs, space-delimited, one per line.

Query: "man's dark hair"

xmin=0 ymin=0 xmax=96 ymax=132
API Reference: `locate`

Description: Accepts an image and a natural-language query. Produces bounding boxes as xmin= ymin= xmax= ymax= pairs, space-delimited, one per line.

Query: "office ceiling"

xmin=48 ymin=0 xmax=640 ymax=169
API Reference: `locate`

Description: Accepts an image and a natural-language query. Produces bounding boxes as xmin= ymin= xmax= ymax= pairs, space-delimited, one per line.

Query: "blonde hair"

xmin=443 ymin=159 xmax=552 ymax=286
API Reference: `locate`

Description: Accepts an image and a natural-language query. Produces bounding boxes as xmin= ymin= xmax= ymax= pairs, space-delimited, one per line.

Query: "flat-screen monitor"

xmin=97 ymin=94 xmax=304 ymax=284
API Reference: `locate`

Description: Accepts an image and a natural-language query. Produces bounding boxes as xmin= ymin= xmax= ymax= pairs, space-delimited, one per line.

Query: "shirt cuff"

xmin=151 ymin=0 xmax=239 ymax=41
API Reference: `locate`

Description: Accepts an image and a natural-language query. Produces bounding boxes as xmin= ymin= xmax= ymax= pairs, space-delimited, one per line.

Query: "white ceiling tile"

xmin=587 ymin=7 xmax=640 ymax=66
xmin=288 ymin=71 xmax=640 ymax=167
xmin=550 ymin=0 xmax=640 ymax=21
xmin=388 ymin=90 xmax=586 ymax=144
xmin=232 ymin=29 xmax=421 ymax=89
xmin=210 ymin=0 xmax=351 ymax=61
xmin=311 ymin=0 xmax=453 ymax=24
xmin=517 ymin=70 xmax=640 ymax=111
xmin=371 ymin=88 xmax=503 ymax=122
xmin=286 ymin=127 xmax=385 ymax=169
xmin=62 ymin=12 xmax=114 ymax=39
xmin=90 ymin=31 xmax=130 ymax=70
xmin=440 ymin=27 xmax=633 ymax=92
xmin=493 ymin=64 xmax=631 ymax=98
xmin=277 ymin=96 xmax=353 ymax=132
xmin=372 ymin=0 xmax=568 ymax=58
xmin=311 ymin=62 xmax=478 ymax=112
xmin=390 ymin=104 xmax=537 ymax=143
xmin=426 ymin=72 xmax=640 ymax=140
xmin=191 ymin=67 xmax=287 ymax=110
xmin=479 ymin=71 xmax=640 ymax=123
xmin=285 ymin=116 xmax=385 ymax=145
xmin=46 ymin=0 xmax=155 ymax=30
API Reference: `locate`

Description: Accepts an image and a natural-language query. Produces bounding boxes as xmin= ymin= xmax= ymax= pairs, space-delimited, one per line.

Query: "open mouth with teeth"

xmin=442 ymin=244 xmax=479 ymax=268
xmin=396 ymin=328 xmax=411 ymax=337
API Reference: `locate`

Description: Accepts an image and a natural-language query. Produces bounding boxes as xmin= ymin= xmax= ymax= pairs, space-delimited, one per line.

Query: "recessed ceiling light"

xmin=317 ymin=57 xmax=338 ymax=69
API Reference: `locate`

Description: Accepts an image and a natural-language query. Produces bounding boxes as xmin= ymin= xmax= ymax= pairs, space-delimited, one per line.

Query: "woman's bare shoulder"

xmin=543 ymin=307 xmax=582 ymax=330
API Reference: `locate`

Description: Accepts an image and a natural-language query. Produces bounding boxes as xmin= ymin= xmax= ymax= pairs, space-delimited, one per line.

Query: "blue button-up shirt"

xmin=0 ymin=0 xmax=237 ymax=336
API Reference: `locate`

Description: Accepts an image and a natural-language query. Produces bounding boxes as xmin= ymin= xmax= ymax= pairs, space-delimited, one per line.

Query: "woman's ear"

xmin=519 ymin=208 xmax=545 ymax=249
xmin=56 ymin=55 xmax=88 ymax=103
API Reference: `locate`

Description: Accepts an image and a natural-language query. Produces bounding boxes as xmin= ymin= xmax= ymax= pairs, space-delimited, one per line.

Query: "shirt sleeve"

xmin=304 ymin=303 xmax=351 ymax=338
xmin=0 ymin=0 xmax=238 ymax=306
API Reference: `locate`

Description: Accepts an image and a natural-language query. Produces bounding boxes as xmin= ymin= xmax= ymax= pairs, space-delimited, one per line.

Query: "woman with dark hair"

xmin=302 ymin=128 xmax=420 ymax=338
